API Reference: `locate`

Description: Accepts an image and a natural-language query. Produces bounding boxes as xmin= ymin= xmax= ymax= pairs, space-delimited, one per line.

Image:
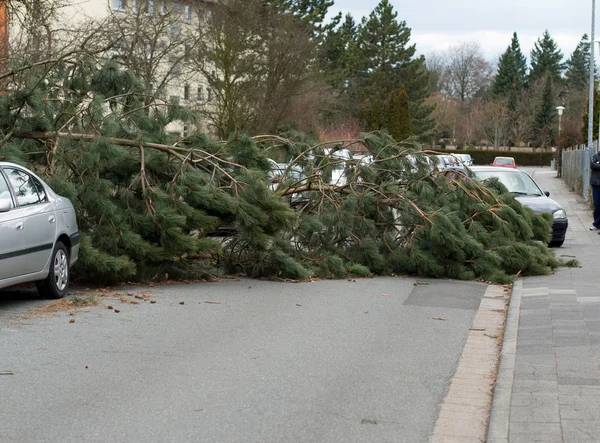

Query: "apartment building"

xmin=7 ymin=0 xmax=215 ymax=136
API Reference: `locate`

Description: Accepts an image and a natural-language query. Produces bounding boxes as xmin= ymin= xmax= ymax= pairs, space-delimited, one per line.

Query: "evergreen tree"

xmin=531 ymin=75 xmax=556 ymax=148
xmin=510 ymin=32 xmax=528 ymax=87
xmin=359 ymin=92 xmax=382 ymax=130
xmin=356 ymin=0 xmax=434 ymax=140
xmin=383 ymin=86 xmax=413 ymax=141
xmin=581 ymin=82 xmax=600 ymax=140
xmin=493 ymin=46 xmax=519 ymax=97
xmin=529 ymin=30 xmax=565 ymax=83
xmin=0 ymin=51 xmax=575 ymax=286
xmin=493 ymin=33 xmax=527 ymax=98
xmin=565 ymin=34 xmax=591 ymax=92
xmin=321 ymin=13 xmax=359 ymax=94
xmin=265 ymin=0 xmax=336 ymax=35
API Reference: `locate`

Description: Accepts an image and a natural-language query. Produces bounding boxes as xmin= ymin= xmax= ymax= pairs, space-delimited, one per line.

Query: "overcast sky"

xmin=329 ymin=0 xmax=597 ymax=64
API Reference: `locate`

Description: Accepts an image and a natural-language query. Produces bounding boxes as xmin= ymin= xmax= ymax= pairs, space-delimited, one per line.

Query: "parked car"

xmin=453 ymin=153 xmax=473 ymax=166
xmin=0 ymin=163 xmax=80 ymax=298
xmin=312 ymin=148 xmax=353 ymax=186
xmin=267 ymin=158 xmax=309 ymax=209
xmin=435 ymin=154 xmax=471 ymax=175
xmin=470 ymin=166 xmax=568 ymax=247
xmin=492 ymin=156 xmax=517 ymax=168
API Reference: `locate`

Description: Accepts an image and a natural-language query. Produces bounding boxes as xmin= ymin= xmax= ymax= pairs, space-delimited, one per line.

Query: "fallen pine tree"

xmin=0 ymin=56 xmax=575 ymax=285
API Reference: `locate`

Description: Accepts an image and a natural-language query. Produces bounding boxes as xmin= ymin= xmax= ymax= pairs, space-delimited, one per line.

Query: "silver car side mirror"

xmin=0 ymin=200 xmax=11 ymax=212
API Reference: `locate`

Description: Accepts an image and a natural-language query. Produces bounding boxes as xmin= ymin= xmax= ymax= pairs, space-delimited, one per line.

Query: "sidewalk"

xmin=488 ymin=167 xmax=600 ymax=443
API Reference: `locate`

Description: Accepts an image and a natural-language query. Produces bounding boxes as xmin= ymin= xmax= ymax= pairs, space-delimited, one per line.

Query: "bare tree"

xmin=82 ymin=1 xmax=197 ymax=104
xmin=470 ymin=99 xmax=511 ymax=149
xmin=444 ymin=42 xmax=492 ymax=103
xmin=425 ymin=52 xmax=447 ymax=94
xmin=427 ymin=92 xmax=465 ymax=146
xmin=192 ymin=0 xmax=320 ymax=137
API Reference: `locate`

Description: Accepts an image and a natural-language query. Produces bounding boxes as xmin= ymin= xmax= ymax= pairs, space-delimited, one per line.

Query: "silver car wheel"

xmin=53 ymin=249 xmax=69 ymax=291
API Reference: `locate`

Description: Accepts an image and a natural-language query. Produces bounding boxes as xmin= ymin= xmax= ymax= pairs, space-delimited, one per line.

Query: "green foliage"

xmin=529 ymin=30 xmax=565 ymax=83
xmin=565 ymin=34 xmax=591 ymax=92
xmin=510 ymin=32 xmax=529 ymax=87
xmin=493 ymin=33 xmax=527 ymax=99
xmin=355 ymin=0 xmax=434 ymax=140
xmin=531 ymin=75 xmax=556 ymax=148
xmin=582 ymin=82 xmax=600 ymax=140
xmin=383 ymin=86 xmax=413 ymax=141
xmin=0 ymin=57 xmax=569 ymax=287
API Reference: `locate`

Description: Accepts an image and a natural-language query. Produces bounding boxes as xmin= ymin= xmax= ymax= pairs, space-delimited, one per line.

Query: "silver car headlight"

xmin=553 ymin=209 xmax=567 ymax=220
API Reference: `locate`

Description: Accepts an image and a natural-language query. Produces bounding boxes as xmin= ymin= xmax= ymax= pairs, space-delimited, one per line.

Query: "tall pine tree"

xmin=565 ymin=34 xmax=591 ymax=92
xmin=529 ymin=30 xmax=565 ymax=83
xmin=531 ymin=75 xmax=556 ymax=148
xmin=493 ymin=33 xmax=527 ymax=98
xmin=356 ymin=0 xmax=434 ymax=140
xmin=321 ymin=13 xmax=359 ymax=94
xmin=265 ymin=0 xmax=336 ymax=35
xmin=493 ymin=47 xmax=519 ymax=97
xmin=510 ymin=32 xmax=528 ymax=88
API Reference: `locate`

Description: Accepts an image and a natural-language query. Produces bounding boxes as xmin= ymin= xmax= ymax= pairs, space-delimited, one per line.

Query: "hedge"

xmin=429 ymin=149 xmax=553 ymax=167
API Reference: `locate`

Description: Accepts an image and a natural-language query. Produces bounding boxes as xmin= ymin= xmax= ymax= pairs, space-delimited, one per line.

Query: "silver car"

xmin=0 ymin=162 xmax=79 ymax=298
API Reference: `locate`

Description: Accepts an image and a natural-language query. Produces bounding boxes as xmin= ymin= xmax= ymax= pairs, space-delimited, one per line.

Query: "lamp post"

xmin=584 ymin=0 xmax=596 ymax=200
xmin=556 ymin=106 xmax=565 ymax=137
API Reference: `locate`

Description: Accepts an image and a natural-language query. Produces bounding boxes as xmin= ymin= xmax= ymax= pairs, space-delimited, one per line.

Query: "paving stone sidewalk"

xmin=488 ymin=167 xmax=600 ymax=443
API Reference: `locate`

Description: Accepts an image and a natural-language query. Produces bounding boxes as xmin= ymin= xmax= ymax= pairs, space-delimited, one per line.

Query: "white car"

xmin=0 ymin=163 xmax=80 ymax=298
xmin=453 ymin=153 xmax=473 ymax=166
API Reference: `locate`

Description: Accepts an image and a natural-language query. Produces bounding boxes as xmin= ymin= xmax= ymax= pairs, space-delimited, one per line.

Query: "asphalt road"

xmin=0 ymin=277 xmax=487 ymax=443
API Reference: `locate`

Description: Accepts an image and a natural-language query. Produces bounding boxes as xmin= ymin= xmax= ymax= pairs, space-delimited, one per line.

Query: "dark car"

xmin=470 ymin=166 xmax=568 ymax=247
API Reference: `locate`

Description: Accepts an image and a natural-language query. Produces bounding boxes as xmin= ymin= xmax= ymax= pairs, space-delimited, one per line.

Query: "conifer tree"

xmin=529 ymin=30 xmax=565 ymax=83
xmin=493 ymin=33 xmax=527 ymax=98
xmin=321 ymin=13 xmax=359 ymax=95
xmin=493 ymin=47 xmax=518 ymax=98
xmin=356 ymin=0 xmax=434 ymax=140
xmin=510 ymin=32 xmax=528 ymax=88
xmin=0 ymin=52 xmax=575 ymax=285
xmin=531 ymin=75 xmax=556 ymax=148
xmin=565 ymin=34 xmax=591 ymax=92
xmin=581 ymin=82 xmax=600 ymax=139
xmin=383 ymin=87 xmax=413 ymax=141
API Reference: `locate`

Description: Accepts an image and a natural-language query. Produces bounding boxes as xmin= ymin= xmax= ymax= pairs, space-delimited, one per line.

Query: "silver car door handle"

xmin=49 ymin=216 xmax=56 ymax=224
xmin=16 ymin=222 xmax=23 ymax=231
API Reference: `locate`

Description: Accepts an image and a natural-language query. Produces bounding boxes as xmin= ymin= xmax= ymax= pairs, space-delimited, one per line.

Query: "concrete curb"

xmin=430 ymin=284 xmax=509 ymax=443
xmin=486 ymin=278 xmax=522 ymax=443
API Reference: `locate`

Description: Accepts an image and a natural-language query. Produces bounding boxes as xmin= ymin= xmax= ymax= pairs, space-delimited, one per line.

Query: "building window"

xmin=183 ymin=84 xmax=190 ymax=101
xmin=183 ymin=124 xmax=189 ymax=137
xmin=207 ymin=88 xmax=212 ymax=102
xmin=145 ymin=0 xmax=155 ymax=14
xmin=197 ymin=86 xmax=203 ymax=102
xmin=112 ymin=0 xmax=127 ymax=10
xmin=197 ymin=8 xmax=205 ymax=24
xmin=170 ymin=59 xmax=181 ymax=77
xmin=171 ymin=22 xmax=181 ymax=41
xmin=161 ymin=0 xmax=167 ymax=15
xmin=184 ymin=4 xmax=192 ymax=22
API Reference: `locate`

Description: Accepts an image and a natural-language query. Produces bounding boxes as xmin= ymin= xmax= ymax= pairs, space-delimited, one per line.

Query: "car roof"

xmin=0 ymin=162 xmax=23 ymax=167
xmin=470 ymin=166 xmax=524 ymax=173
xmin=493 ymin=156 xmax=515 ymax=160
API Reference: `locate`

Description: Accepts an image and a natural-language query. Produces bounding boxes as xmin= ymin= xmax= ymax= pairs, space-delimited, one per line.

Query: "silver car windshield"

xmin=474 ymin=170 xmax=544 ymax=196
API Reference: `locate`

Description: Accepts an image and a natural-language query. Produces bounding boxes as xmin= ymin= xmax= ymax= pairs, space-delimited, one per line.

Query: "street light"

xmin=556 ymin=106 xmax=565 ymax=137
xmin=584 ymin=0 xmax=596 ymax=200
